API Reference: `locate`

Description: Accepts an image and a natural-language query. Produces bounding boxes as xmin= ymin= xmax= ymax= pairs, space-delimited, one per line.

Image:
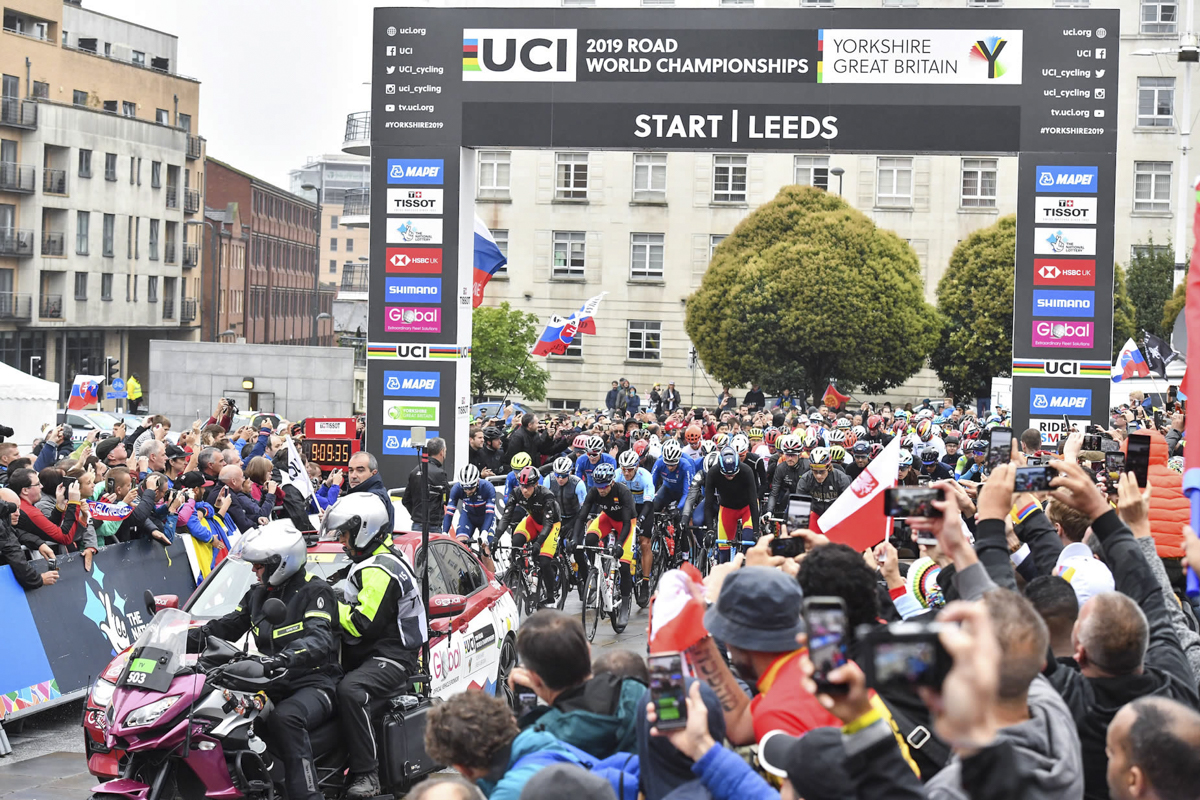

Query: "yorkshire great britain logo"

xmin=969 ymin=36 xmax=1008 ymax=79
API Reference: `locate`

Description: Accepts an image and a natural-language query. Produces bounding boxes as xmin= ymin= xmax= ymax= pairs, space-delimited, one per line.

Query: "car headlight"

xmin=90 ymin=679 xmax=115 ymax=709
xmin=123 ymin=696 xmax=181 ymax=728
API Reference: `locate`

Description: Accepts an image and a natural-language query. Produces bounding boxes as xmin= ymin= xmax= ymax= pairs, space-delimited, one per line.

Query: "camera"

xmin=0 ymin=423 xmax=13 ymax=442
xmin=223 ymin=397 xmax=239 ymax=417
xmin=0 ymin=500 xmax=16 ymax=517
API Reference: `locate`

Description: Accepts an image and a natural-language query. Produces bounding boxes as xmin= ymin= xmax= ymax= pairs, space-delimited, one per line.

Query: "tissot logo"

xmin=386 ymin=247 xmax=442 ymax=274
xmin=1034 ymin=196 xmax=1097 ymax=225
xmin=1033 ymin=258 xmax=1095 ymax=286
xmin=462 ymin=29 xmax=577 ymax=82
xmin=387 ymin=188 xmax=443 ymax=215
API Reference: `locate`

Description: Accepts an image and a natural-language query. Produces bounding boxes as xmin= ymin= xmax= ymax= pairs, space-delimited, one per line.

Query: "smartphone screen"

xmin=803 ymin=597 xmax=848 ymax=695
xmin=1105 ymin=452 xmax=1125 ymax=477
xmin=515 ymin=687 xmax=539 ymax=718
xmin=771 ymin=537 xmax=806 ymax=559
xmin=883 ymin=487 xmax=944 ymax=518
xmin=786 ymin=494 xmax=812 ymax=530
xmin=1013 ymin=465 xmax=1051 ymax=493
xmin=1126 ymin=434 xmax=1151 ymax=488
xmin=987 ymin=428 xmax=1012 ymax=470
xmin=648 ymin=652 xmax=688 ymax=730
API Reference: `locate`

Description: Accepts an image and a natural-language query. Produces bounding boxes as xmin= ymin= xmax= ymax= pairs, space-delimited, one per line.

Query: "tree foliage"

xmin=1126 ymin=236 xmax=1177 ymax=339
xmin=684 ymin=185 xmax=941 ymax=402
xmin=471 ymin=302 xmax=549 ymax=402
xmin=930 ymin=215 xmax=1016 ymax=400
xmin=1112 ymin=263 xmax=1138 ymax=352
xmin=1163 ymin=280 xmax=1186 ymax=337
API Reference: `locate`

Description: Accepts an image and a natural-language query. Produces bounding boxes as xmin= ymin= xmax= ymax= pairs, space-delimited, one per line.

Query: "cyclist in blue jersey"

xmin=955 ymin=438 xmax=988 ymax=481
xmin=503 ymin=452 xmax=533 ymax=501
xmin=616 ymin=448 xmax=655 ymax=604
xmin=575 ymin=434 xmax=618 ymax=489
xmin=651 ymin=439 xmax=695 ymax=517
xmin=443 ymin=464 xmax=497 ymax=568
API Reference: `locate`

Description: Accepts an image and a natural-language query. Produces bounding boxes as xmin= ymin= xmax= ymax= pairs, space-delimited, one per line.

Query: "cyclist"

xmin=648 ymin=438 xmax=695 ymax=562
xmin=541 ymin=455 xmax=588 ymax=591
xmin=703 ymin=446 xmax=761 ymax=562
xmin=747 ymin=428 xmax=770 ymax=459
xmin=846 ymin=442 xmax=872 ymax=481
xmin=494 ymin=466 xmax=564 ymax=607
xmin=733 ymin=433 xmax=768 ymax=502
xmin=920 ymin=448 xmax=953 ymax=481
xmin=767 ymin=434 xmax=806 ymax=518
xmin=682 ymin=450 xmax=719 ymax=538
xmin=504 ymin=452 xmax=533 ymax=501
xmin=616 ymin=449 xmax=655 ymax=603
xmin=955 ymin=438 xmax=988 ymax=482
xmin=795 ymin=447 xmax=850 ymax=518
xmin=897 ymin=450 xmax=920 ymax=486
xmin=575 ymin=435 xmax=618 ymax=489
xmin=941 ymin=433 xmax=961 ymax=468
xmin=907 ymin=418 xmax=945 ymax=458
xmin=442 ymin=464 xmax=497 ymax=557
xmin=576 ymin=463 xmax=637 ymax=628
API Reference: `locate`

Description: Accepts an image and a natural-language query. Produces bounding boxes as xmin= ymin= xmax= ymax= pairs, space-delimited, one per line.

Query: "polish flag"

xmin=818 ymin=435 xmax=901 ymax=552
xmin=648 ymin=563 xmax=709 ymax=654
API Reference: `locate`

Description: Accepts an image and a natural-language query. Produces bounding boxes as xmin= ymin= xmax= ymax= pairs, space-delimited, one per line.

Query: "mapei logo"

xmin=387 ymin=218 xmax=443 ymax=246
xmin=386 ymin=158 xmax=444 ymax=185
xmin=1035 ymin=166 xmax=1098 ymax=193
xmin=1030 ymin=387 xmax=1092 ymax=415
xmin=1034 ymin=227 xmax=1096 ymax=257
xmin=969 ymin=36 xmax=1009 ymax=79
xmin=382 ymin=428 xmax=442 ymax=456
xmin=1034 ymin=196 xmax=1097 ymax=225
xmin=1033 ymin=289 xmax=1095 ymax=318
xmin=462 ymin=29 xmax=577 ymax=82
xmin=386 ymin=277 xmax=442 ymax=303
xmin=383 ymin=370 xmax=440 ymax=398
xmin=387 ymin=188 xmax=443 ymax=215
xmin=1034 ymin=258 xmax=1095 ymax=287
xmin=387 ymin=247 xmax=442 ymax=274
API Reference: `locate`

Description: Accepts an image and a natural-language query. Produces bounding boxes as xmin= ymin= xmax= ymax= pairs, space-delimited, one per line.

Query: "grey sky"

xmin=89 ymin=0 xmax=381 ymax=191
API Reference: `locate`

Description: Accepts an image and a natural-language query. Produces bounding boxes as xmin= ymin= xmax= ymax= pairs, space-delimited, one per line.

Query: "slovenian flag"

xmin=68 ymin=374 xmax=104 ymax=410
xmin=1112 ymin=338 xmax=1150 ymax=383
xmin=531 ymin=315 xmax=579 ymax=357
xmin=571 ymin=292 xmax=607 ymax=335
xmin=472 ymin=215 xmax=508 ymax=308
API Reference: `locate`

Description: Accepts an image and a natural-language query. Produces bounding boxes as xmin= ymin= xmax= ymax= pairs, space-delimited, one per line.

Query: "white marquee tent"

xmin=0 ymin=361 xmax=59 ymax=447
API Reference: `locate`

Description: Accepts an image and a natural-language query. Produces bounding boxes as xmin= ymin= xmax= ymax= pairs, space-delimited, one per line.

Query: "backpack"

xmin=512 ymin=742 xmax=639 ymax=800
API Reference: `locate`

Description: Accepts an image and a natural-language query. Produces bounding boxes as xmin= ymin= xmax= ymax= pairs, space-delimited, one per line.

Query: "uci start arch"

xmin=365 ymin=5 xmax=1120 ymax=485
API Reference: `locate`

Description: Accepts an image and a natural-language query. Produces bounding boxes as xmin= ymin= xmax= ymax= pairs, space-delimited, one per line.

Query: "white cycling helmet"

xmin=618 ymin=449 xmax=640 ymax=469
xmin=585 ymin=435 xmax=604 ymax=455
xmin=662 ymin=439 xmax=683 ymax=465
xmin=458 ymin=464 xmax=480 ymax=490
xmin=552 ymin=456 xmax=574 ymax=476
xmin=731 ymin=433 xmax=750 ymax=454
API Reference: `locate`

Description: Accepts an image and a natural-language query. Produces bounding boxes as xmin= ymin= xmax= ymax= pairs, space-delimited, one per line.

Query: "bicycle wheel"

xmin=554 ymin=558 xmax=570 ymax=610
xmin=582 ymin=568 xmax=602 ymax=641
xmin=503 ymin=567 xmax=528 ymax=621
xmin=649 ymin=540 xmax=669 ymax=597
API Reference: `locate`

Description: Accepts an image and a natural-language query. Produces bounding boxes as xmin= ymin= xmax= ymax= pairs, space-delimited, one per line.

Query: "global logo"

xmin=1031 ymin=320 xmax=1094 ymax=348
xmin=385 ymin=306 xmax=442 ymax=333
xmin=969 ymin=36 xmax=1008 ymax=79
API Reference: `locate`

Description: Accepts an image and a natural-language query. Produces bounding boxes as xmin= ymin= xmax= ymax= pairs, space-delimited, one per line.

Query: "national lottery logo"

xmin=1034 ymin=227 xmax=1096 ymax=256
xmin=387 ymin=218 xmax=443 ymax=245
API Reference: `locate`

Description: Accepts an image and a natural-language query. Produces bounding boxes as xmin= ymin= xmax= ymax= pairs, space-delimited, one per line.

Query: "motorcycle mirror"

xmin=429 ymin=594 xmax=467 ymax=619
xmin=144 ymin=588 xmax=157 ymax=617
xmin=262 ymin=597 xmax=288 ymax=625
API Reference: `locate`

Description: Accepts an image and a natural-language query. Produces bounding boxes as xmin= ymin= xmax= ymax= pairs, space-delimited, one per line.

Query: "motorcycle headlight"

xmin=90 ymin=679 xmax=115 ymax=709
xmin=123 ymin=696 xmax=181 ymax=728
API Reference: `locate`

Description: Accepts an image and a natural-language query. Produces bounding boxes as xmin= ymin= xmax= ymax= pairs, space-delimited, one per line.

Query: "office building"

xmin=289 ymin=152 xmax=370 ymax=290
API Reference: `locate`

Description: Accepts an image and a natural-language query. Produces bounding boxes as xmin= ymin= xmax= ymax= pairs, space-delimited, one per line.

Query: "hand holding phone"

xmin=648 ymin=652 xmax=689 ymax=731
xmin=1125 ymin=433 xmax=1151 ymax=488
xmin=804 ymin=597 xmax=849 ymax=695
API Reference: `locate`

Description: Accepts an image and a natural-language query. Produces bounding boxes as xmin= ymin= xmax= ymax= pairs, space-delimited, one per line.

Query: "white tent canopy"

xmin=0 ymin=361 xmax=59 ymax=448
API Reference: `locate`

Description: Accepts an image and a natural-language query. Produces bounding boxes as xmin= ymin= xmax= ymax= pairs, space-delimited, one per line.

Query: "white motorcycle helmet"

xmin=232 ymin=519 xmax=308 ymax=587
xmin=319 ymin=493 xmax=392 ymax=563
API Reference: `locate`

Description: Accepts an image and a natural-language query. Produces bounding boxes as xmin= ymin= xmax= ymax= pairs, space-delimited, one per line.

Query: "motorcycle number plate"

xmin=117 ymin=646 xmax=176 ymax=693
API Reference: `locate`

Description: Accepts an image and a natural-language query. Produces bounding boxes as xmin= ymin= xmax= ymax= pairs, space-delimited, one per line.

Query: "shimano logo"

xmin=1037 ymin=298 xmax=1089 ymax=308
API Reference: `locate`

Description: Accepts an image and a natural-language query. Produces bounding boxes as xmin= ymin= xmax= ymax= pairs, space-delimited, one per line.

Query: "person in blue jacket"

xmin=651 ymin=439 xmax=695 ymax=517
xmin=443 ymin=464 xmax=496 ymax=544
xmin=576 ymin=435 xmax=618 ymax=489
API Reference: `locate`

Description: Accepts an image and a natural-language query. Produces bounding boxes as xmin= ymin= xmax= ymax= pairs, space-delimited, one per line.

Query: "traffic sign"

xmin=106 ymin=391 xmax=127 ymax=400
xmin=111 ymin=378 xmax=125 ymax=392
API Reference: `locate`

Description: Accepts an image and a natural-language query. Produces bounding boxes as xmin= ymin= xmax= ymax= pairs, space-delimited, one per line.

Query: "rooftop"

xmin=207 ymin=156 xmax=318 ymax=208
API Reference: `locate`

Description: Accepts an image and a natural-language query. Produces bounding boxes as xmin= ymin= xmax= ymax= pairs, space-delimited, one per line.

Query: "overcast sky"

xmin=89 ymin=0 xmax=382 ymax=191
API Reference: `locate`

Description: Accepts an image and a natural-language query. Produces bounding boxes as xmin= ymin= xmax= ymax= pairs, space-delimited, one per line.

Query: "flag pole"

xmin=1182 ymin=176 xmax=1200 ymax=597
xmin=497 ymin=349 xmax=533 ymax=415
xmin=1139 ymin=337 xmax=1173 ymax=409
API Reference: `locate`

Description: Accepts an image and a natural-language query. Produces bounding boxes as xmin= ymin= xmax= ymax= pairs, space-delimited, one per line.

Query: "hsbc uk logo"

xmin=1034 ymin=258 xmax=1095 ymax=287
xmin=387 ymin=247 xmax=443 ymax=274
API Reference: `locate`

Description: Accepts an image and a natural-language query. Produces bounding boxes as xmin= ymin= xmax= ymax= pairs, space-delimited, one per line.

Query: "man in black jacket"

xmin=743 ymin=384 xmax=766 ymax=413
xmin=401 ymin=437 xmax=449 ymax=531
xmin=0 ymin=488 xmax=57 ymax=589
xmin=505 ymin=413 xmax=547 ymax=467
xmin=345 ymin=451 xmax=395 ymax=533
xmin=473 ymin=427 xmax=507 ymax=477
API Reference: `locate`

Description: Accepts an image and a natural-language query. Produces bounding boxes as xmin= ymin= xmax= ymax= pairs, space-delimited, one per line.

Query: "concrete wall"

xmin=149 ymin=340 xmax=355 ymax=422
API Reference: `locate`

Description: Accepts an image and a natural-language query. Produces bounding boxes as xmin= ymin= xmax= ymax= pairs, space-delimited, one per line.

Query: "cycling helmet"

xmin=510 ymin=452 xmax=532 ymax=471
xmin=648 ymin=434 xmax=662 ymax=448
xmin=731 ymin=433 xmax=750 ymax=454
xmin=618 ymin=449 xmax=640 ymax=469
xmin=748 ymin=427 xmax=764 ymax=441
xmin=869 ymin=443 xmax=883 ymax=459
xmin=835 ymin=418 xmax=851 ymax=430
xmin=915 ymin=420 xmax=933 ymax=441
xmin=632 ymin=439 xmax=649 ymax=457
xmin=320 ymin=493 xmax=392 ymax=562
xmin=483 ymin=427 xmax=503 ymax=442
xmin=896 ymin=410 xmax=911 ymax=422
xmin=700 ymin=439 xmax=716 ymax=455
xmin=458 ymin=464 xmax=481 ymax=490
xmin=828 ymin=429 xmax=847 ymax=444
xmin=648 ymin=441 xmax=663 ymax=460
xmin=809 ymin=447 xmax=832 ymax=468
xmin=945 ymin=433 xmax=961 ymax=445
xmin=803 ymin=431 xmax=819 ymax=451
xmin=629 ymin=429 xmax=644 ymax=443
xmin=592 ymin=463 xmax=616 ymax=487
xmin=685 ymin=426 xmax=702 ymax=446
xmin=920 ymin=449 xmax=938 ymax=465
xmin=969 ymin=438 xmax=989 ymax=454
xmin=713 ymin=432 xmax=730 ymax=448
xmin=780 ymin=434 xmax=804 ymax=456
xmin=516 ymin=465 xmax=540 ymax=487
xmin=234 ymin=519 xmax=308 ymax=586
xmin=843 ymin=432 xmax=858 ymax=449
xmin=960 ymin=418 xmax=979 ymax=437
xmin=852 ymin=425 xmax=867 ymax=440
xmin=917 ymin=408 xmax=935 ymax=421
xmin=718 ymin=446 xmax=740 ymax=476
xmin=892 ymin=420 xmax=908 ymax=434
xmin=830 ymin=445 xmax=846 ymax=464
xmin=662 ymin=439 xmax=683 ymax=465
xmin=867 ymin=415 xmax=883 ymax=432
xmin=851 ymin=442 xmax=870 ymax=458
xmin=899 ymin=450 xmax=914 ymax=468
xmin=585 ymin=435 xmax=604 ymax=455
xmin=552 ymin=456 xmax=574 ymax=476
xmin=703 ymin=451 xmax=721 ymax=474
xmin=573 ymin=434 xmax=589 ymax=451
xmin=764 ymin=428 xmax=780 ymax=448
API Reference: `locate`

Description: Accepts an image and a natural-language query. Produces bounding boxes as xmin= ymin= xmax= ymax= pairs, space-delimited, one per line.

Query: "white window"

xmin=710 ymin=234 xmax=727 ymax=259
xmin=549 ymin=399 xmax=583 ymax=410
xmin=1132 ymin=243 xmax=1171 ymax=259
xmin=491 ymin=228 xmax=508 ymax=275
xmin=1137 ymin=77 xmax=1175 ymax=127
xmin=876 ymin=157 xmax=913 ymax=208
xmin=712 ymin=154 xmax=748 ymax=203
xmin=966 ymin=0 xmax=1002 ymax=6
xmin=550 ymin=334 xmax=583 ymax=358
xmin=552 ymin=231 xmax=586 ymax=278
xmin=1052 ymin=0 xmax=1088 ymax=6
xmin=801 ymin=0 xmax=833 ymax=6
xmin=627 ymin=321 xmax=662 ymax=361
xmin=562 ymin=0 xmax=595 ymax=5
xmin=555 ymin=152 xmax=588 ymax=201
xmin=793 ymin=156 xmax=830 ymax=190
xmin=630 ymin=233 xmax=665 ymax=280
xmin=960 ymin=158 xmax=998 ymax=208
xmin=1134 ymin=161 xmax=1172 ymax=212
xmin=720 ymin=0 xmax=754 ymax=5
xmin=1141 ymin=0 xmax=1177 ymax=33
xmin=477 ymin=150 xmax=511 ymax=199
xmin=633 ymin=153 xmax=668 ymax=202
xmin=132 ymin=50 xmax=145 ymax=66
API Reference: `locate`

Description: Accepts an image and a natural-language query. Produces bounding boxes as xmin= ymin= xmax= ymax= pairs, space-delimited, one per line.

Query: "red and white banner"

xmin=818 ymin=435 xmax=901 ymax=552
xmin=648 ymin=563 xmax=708 ymax=654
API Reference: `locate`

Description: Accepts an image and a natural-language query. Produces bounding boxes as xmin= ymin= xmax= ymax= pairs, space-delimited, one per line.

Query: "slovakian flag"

xmin=648 ymin=563 xmax=709 ymax=654
xmin=571 ymin=292 xmax=607 ymax=335
xmin=67 ymin=374 xmax=105 ymax=410
xmin=531 ymin=314 xmax=578 ymax=357
xmin=1112 ymin=338 xmax=1151 ymax=383
xmin=471 ymin=215 xmax=508 ymax=309
xmin=817 ymin=435 xmax=901 ymax=552
xmin=822 ymin=382 xmax=851 ymax=409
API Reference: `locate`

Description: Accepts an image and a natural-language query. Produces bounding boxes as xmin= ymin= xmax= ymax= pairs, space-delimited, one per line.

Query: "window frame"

xmin=629 ymin=232 xmax=666 ymax=281
xmin=554 ymin=152 xmax=589 ymax=201
xmin=491 ymin=228 xmax=509 ymax=275
xmin=477 ymin=150 xmax=512 ymax=200
xmin=1133 ymin=161 xmax=1172 ymax=213
xmin=793 ymin=155 xmax=830 ymax=190
xmin=101 ymin=273 xmax=113 ymax=301
xmin=74 ymin=271 xmax=88 ymax=301
xmin=632 ymin=153 xmax=668 ymax=203
xmin=1136 ymin=76 xmax=1175 ymax=128
xmin=551 ymin=231 xmax=587 ymax=279
xmin=78 ymin=149 xmax=92 ymax=179
xmin=76 ymin=210 xmax=89 ymax=255
xmin=712 ymin=154 xmax=748 ymax=204
xmin=627 ymin=320 xmax=663 ymax=361
xmin=960 ymin=158 xmax=998 ymax=208
xmin=1141 ymin=0 xmax=1178 ymax=33
xmin=876 ymin=157 xmax=914 ymax=208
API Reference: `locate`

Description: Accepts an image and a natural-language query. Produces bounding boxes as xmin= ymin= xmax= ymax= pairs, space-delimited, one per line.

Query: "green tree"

xmin=1112 ymin=263 xmax=1138 ymax=353
xmin=684 ymin=185 xmax=941 ymax=402
xmin=930 ymin=215 xmax=1016 ymax=400
xmin=471 ymin=302 xmax=549 ymax=402
xmin=1126 ymin=236 xmax=1176 ymax=339
xmin=1163 ymin=280 xmax=1186 ymax=335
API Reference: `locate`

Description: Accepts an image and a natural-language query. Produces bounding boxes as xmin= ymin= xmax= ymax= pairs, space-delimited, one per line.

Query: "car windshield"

xmin=186 ymin=551 xmax=354 ymax=620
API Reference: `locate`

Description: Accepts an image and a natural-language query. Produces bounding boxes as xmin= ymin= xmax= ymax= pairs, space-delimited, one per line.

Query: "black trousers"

xmin=336 ymin=657 xmax=409 ymax=775
xmin=266 ymin=685 xmax=334 ymax=800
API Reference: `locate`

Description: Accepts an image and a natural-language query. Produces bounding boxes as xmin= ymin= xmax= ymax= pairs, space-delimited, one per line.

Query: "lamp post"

xmin=203 ymin=218 xmax=223 ymax=342
xmin=830 ymin=166 xmax=845 ymax=197
xmin=301 ymin=179 xmax=324 ymax=345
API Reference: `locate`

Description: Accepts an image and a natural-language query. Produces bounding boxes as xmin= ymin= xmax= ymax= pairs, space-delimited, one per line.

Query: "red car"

xmin=83 ymin=531 xmax=521 ymax=779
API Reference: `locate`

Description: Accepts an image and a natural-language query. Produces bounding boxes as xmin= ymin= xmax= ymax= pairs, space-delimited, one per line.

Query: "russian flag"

xmin=472 ymin=215 xmax=508 ymax=309
xmin=531 ymin=315 xmax=578 ymax=357
xmin=1112 ymin=338 xmax=1150 ymax=383
xmin=68 ymin=374 xmax=104 ymax=410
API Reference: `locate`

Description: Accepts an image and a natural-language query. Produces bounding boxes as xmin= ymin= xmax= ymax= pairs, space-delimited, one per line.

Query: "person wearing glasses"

xmin=794 ymin=447 xmax=850 ymax=518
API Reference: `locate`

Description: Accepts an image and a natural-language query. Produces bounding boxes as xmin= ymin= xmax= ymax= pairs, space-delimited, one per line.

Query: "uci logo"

xmin=463 ymin=29 xmax=578 ymax=82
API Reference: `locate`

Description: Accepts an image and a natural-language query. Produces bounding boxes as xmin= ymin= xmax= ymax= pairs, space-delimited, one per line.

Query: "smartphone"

xmin=1062 ymin=414 xmax=1074 ymax=432
xmin=771 ymin=536 xmax=806 ymax=559
xmin=1126 ymin=433 xmax=1151 ymax=488
xmin=859 ymin=621 xmax=953 ymax=691
xmin=46 ymin=557 xmax=57 ymax=570
xmin=1081 ymin=433 xmax=1103 ymax=452
xmin=1154 ymin=410 xmax=1164 ymax=431
xmin=60 ymin=476 xmax=77 ymax=492
xmin=1013 ymin=465 xmax=1053 ymax=493
xmin=647 ymin=652 xmax=688 ymax=731
xmin=883 ymin=487 xmax=944 ymax=518
xmin=987 ymin=428 xmax=1012 ymax=470
xmin=1105 ymin=452 xmax=1125 ymax=478
xmin=514 ymin=685 xmax=539 ymax=718
xmin=803 ymin=597 xmax=849 ymax=695
xmin=786 ymin=494 xmax=812 ymax=530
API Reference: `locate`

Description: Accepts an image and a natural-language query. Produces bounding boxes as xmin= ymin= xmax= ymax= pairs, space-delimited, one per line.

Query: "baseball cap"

xmin=95 ymin=436 xmax=122 ymax=462
xmin=179 ymin=471 xmax=210 ymax=490
xmin=165 ymin=444 xmax=188 ymax=461
xmin=703 ymin=567 xmax=805 ymax=652
xmin=759 ymin=728 xmax=855 ymax=799
xmin=1054 ymin=541 xmax=1115 ymax=608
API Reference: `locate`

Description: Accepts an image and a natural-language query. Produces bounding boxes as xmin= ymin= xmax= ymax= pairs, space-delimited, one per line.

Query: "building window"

xmin=720 ymin=0 xmax=754 ymax=5
xmin=154 ymin=108 xmax=168 ymax=125
xmin=548 ymin=399 xmax=583 ymax=410
xmin=1137 ymin=77 xmax=1175 ymax=127
xmin=151 ymin=161 xmax=161 ymax=188
xmin=78 ymin=149 xmax=92 ymax=178
xmin=1132 ymin=243 xmax=1171 ymax=260
xmin=876 ymin=157 xmax=914 ymax=208
xmin=1052 ymin=0 xmax=1088 ymax=6
xmin=178 ymin=113 xmax=191 ymax=132
xmin=73 ymin=89 xmax=88 ymax=106
xmin=130 ymin=157 xmax=136 ymax=184
xmin=967 ymin=0 xmax=1002 ymax=6
xmin=550 ymin=333 xmax=583 ymax=358
xmin=122 ymin=101 xmax=136 ymax=118
xmin=131 ymin=50 xmax=145 ymax=66
xmin=102 ymin=100 xmax=117 ymax=113
xmin=1141 ymin=0 xmax=1177 ymax=33
xmin=793 ymin=156 xmax=830 ymax=190
xmin=164 ymin=277 xmax=176 ymax=317
xmin=76 ymin=211 xmax=89 ymax=255
xmin=960 ymin=158 xmax=998 ymax=208
xmin=329 ymin=238 xmax=337 ymax=252
xmin=149 ymin=219 xmax=159 ymax=260
xmin=633 ymin=153 xmax=668 ymax=202
xmin=801 ymin=0 xmax=833 ymax=5
xmin=74 ymin=272 xmax=87 ymax=301
xmin=883 ymin=0 xmax=919 ymax=5
xmin=104 ymin=153 xmax=117 ymax=181
xmin=101 ymin=273 xmax=112 ymax=300
xmin=127 ymin=217 xmax=134 ymax=259
xmin=329 ymin=259 xmax=337 ymax=274
xmin=555 ymin=152 xmax=589 ymax=200
xmin=346 ymin=238 xmax=354 ymax=253
xmin=552 ymin=231 xmax=586 ymax=278
xmin=1134 ymin=161 xmax=1172 ymax=212
xmin=102 ymin=214 xmax=114 ymax=257
xmin=32 ymin=81 xmax=48 ymax=99
xmin=491 ymin=228 xmax=509 ymax=274
xmin=630 ymin=233 xmax=665 ymax=280
xmin=330 ymin=215 xmax=339 ymax=229
xmin=478 ymin=150 xmax=512 ymax=199
xmin=712 ymin=154 xmax=748 ymax=203
xmin=710 ymin=234 xmax=727 ymax=259
xmin=627 ymin=321 xmax=662 ymax=360
xmin=148 ymin=276 xmax=158 ymax=303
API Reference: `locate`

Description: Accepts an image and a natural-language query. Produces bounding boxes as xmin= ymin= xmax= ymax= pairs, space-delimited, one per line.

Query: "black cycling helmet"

xmin=516 ymin=466 xmax=540 ymax=487
xmin=718 ymin=446 xmax=740 ymax=476
xmin=483 ymin=426 xmax=503 ymax=441
xmin=921 ymin=449 xmax=939 ymax=465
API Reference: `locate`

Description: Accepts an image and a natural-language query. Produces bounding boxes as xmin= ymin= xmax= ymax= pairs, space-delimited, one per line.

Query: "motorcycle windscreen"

xmin=117 ymin=646 xmax=178 ymax=693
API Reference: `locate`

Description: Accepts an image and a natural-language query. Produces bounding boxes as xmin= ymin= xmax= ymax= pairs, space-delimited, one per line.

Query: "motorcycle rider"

xmin=322 ymin=493 xmax=428 ymax=799
xmin=190 ymin=521 xmax=342 ymax=800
